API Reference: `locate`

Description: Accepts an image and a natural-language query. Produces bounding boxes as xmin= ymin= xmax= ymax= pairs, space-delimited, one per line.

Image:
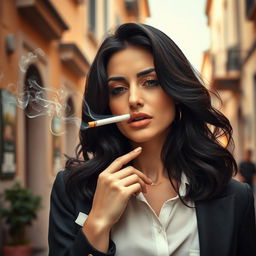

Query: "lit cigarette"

xmin=88 ymin=114 xmax=131 ymax=128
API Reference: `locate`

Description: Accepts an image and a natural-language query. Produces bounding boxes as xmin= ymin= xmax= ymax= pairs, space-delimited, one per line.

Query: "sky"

xmin=146 ymin=0 xmax=209 ymax=72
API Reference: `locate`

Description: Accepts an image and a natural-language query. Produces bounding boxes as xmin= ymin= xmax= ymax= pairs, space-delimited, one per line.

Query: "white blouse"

xmin=75 ymin=174 xmax=200 ymax=256
xmin=111 ymin=174 xmax=200 ymax=256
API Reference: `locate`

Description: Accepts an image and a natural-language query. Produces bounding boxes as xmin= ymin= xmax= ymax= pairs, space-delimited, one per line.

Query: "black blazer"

xmin=48 ymin=170 xmax=256 ymax=256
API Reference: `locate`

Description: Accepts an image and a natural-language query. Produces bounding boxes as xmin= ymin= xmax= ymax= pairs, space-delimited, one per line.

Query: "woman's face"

xmin=107 ymin=45 xmax=176 ymax=144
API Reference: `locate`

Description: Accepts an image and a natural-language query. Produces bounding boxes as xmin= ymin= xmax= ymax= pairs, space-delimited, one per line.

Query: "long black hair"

xmin=65 ymin=23 xmax=237 ymax=203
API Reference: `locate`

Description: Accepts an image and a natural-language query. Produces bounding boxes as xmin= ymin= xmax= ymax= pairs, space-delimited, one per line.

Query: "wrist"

xmin=82 ymin=214 xmax=111 ymax=253
xmin=83 ymin=213 xmax=112 ymax=235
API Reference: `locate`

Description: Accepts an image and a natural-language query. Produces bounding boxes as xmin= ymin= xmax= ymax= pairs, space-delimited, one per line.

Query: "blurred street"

xmin=0 ymin=0 xmax=256 ymax=255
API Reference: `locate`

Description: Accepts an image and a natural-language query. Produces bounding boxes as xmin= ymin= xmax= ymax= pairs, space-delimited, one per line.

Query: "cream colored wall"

xmin=241 ymin=52 xmax=256 ymax=152
xmin=201 ymin=51 xmax=240 ymax=159
xmin=205 ymin=0 xmax=256 ymax=162
xmin=209 ymin=0 xmax=240 ymax=75
xmin=209 ymin=0 xmax=226 ymax=76
xmin=138 ymin=0 xmax=150 ymax=21
xmin=200 ymin=52 xmax=212 ymax=89
xmin=226 ymin=0 xmax=238 ymax=47
xmin=239 ymin=0 xmax=256 ymax=58
xmin=0 ymin=0 xmax=80 ymax=250
xmin=51 ymin=0 xmax=98 ymax=62
xmin=238 ymin=0 xmax=256 ymax=159
xmin=51 ymin=0 xmax=150 ymax=64
xmin=205 ymin=0 xmax=242 ymax=161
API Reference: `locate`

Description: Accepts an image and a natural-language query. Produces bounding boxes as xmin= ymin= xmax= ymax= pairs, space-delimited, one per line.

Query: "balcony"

xmin=212 ymin=76 xmax=240 ymax=91
xmin=246 ymin=0 xmax=256 ymax=20
xmin=59 ymin=43 xmax=89 ymax=77
xmin=16 ymin=0 xmax=69 ymax=40
xmin=211 ymin=53 xmax=240 ymax=91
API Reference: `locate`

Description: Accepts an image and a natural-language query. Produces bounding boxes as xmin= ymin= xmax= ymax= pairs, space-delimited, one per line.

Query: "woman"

xmin=48 ymin=23 xmax=256 ymax=256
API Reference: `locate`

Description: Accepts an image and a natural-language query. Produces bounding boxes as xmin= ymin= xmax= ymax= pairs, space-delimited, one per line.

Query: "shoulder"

xmin=196 ymin=179 xmax=254 ymax=217
xmin=51 ymin=170 xmax=76 ymax=207
xmin=51 ymin=170 xmax=92 ymax=214
xmin=224 ymin=179 xmax=254 ymax=213
xmin=52 ymin=170 xmax=69 ymax=194
xmin=197 ymin=179 xmax=255 ymax=224
xmin=225 ymin=178 xmax=251 ymax=194
xmin=225 ymin=178 xmax=252 ymax=198
xmin=226 ymin=179 xmax=256 ymax=249
xmin=51 ymin=170 xmax=87 ymax=208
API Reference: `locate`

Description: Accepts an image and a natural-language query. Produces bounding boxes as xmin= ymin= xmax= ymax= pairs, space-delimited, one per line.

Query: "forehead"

xmin=107 ymin=46 xmax=154 ymax=76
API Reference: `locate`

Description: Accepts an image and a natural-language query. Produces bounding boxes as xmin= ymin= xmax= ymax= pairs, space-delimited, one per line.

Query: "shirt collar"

xmin=179 ymin=172 xmax=189 ymax=197
xmin=135 ymin=172 xmax=189 ymax=201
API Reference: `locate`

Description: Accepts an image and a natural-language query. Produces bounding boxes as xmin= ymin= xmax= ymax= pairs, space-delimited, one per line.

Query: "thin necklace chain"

xmin=150 ymin=179 xmax=168 ymax=186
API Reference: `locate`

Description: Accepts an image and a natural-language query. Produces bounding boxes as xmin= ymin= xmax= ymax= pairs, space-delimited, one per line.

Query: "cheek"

xmin=152 ymin=92 xmax=175 ymax=113
xmin=109 ymin=97 xmax=128 ymax=115
xmin=155 ymin=95 xmax=176 ymax=124
xmin=109 ymin=101 xmax=120 ymax=115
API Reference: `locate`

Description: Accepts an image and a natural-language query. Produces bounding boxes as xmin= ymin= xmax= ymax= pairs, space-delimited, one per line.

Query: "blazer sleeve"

xmin=48 ymin=171 xmax=116 ymax=256
xmin=237 ymin=183 xmax=256 ymax=256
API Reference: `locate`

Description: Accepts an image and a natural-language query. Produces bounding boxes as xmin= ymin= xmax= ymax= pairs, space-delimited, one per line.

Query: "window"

xmin=88 ymin=0 xmax=96 ymax=33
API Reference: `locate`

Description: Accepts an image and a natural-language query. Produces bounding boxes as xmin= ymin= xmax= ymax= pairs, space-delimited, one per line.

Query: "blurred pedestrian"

xmin=239 ymin=150 xmax=256 ymax=188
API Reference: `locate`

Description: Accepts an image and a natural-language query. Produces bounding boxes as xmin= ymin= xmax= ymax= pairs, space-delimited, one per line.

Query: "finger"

xmin=112 ymin=166 xmax=152 ymax=185
xmin=105 ymin=147 xmax=142 ymax=174
xmin=125 ymin=183 xmax=142 ymax=198
xmin=118 ymin=174 xmax=147 ymax=193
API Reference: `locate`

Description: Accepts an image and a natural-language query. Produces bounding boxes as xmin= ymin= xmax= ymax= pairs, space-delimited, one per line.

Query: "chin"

xmin=128 ymin=136 xmax=152 ymax=143
xmin=117 ymin=125 xmax=170 ymax=144
xmin=124 ymin=131 xmax=163 ymax=144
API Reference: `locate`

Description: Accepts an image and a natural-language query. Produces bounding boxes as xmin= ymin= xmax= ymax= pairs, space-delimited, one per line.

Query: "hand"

xmin=88 ymin=147 xmax=152 ymax=230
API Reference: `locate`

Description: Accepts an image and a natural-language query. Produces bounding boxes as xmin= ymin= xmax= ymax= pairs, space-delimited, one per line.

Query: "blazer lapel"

xmin=195 ymin=194 xmax=235 ymax=256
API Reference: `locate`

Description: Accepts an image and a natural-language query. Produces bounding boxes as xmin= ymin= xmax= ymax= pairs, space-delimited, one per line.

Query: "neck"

xmin=131 ymin=137 xmax=168 ymax=183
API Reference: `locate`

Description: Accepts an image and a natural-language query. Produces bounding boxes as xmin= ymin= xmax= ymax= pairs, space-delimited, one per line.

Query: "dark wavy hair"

xmin=65 ymin=23 xmax=237 ymax=204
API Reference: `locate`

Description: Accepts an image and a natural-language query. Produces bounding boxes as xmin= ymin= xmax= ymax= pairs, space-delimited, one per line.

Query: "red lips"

xmin=128 ymin=113 xmax=152 ymax=123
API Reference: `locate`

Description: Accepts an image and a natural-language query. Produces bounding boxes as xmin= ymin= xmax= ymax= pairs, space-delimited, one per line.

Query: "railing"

xmin=210 ymin=51 xmax=240 ymax=91
xmin=211 ymin=53 xmax=227 ymax=76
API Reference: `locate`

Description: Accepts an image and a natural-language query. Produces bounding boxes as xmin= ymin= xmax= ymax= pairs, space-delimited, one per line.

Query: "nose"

xmin=128 ymin=83 xmax=144 ymax=109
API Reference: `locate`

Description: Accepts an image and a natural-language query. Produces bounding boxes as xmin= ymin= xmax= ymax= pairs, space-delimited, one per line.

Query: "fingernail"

xmin=133 ymin=147 xmax=142 ymax=152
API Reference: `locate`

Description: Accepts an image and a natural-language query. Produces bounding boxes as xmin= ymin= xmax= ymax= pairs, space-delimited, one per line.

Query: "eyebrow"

xmin=107 ymin=68 xmax=155 ymax=83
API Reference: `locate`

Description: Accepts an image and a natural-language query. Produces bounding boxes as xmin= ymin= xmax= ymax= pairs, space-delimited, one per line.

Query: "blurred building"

xmin=201 ymin=0 xmax=256 ymax=163
xmin=0 ymin=0 xmax=150 ymax=254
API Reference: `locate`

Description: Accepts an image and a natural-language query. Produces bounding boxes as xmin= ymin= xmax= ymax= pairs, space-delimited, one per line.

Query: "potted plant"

xmin=0 ymin=182 xmax=41 ymax=256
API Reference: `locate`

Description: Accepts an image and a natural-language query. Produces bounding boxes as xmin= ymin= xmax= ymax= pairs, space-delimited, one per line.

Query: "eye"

xmin=143 ymin=79 xmax=160 ymax=87
xmin=109 ymin=86 xmax=127 ymax=96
